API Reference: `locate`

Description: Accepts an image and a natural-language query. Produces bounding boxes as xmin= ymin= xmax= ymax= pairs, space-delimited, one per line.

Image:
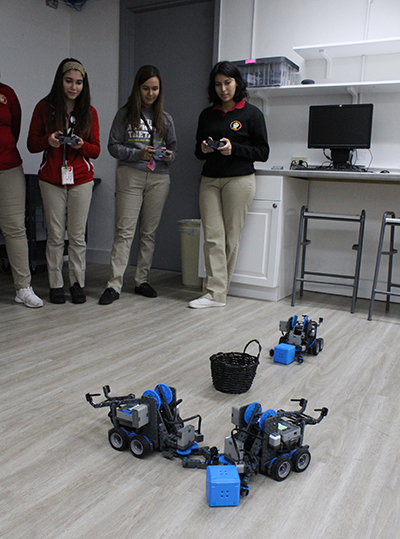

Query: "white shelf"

xmin=294 ymin=37 xmax=400 ymax=61
xmin=248 ymin=80 xmax=400 ymax=99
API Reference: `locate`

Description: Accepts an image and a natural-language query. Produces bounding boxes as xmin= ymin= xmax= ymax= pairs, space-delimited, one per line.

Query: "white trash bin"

xmin=178 ymin=219 xmax=203 ymax=289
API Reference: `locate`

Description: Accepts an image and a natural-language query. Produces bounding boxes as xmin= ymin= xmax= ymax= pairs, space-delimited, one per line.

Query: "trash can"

xmin=178 ymin=219 xmax=203 ymax=289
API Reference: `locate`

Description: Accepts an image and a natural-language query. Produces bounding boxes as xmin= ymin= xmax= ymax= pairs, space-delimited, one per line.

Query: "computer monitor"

xmin=308 ymin=103 xmax=374 ymax=169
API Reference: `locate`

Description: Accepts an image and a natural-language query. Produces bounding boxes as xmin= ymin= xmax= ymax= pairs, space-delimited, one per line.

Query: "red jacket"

xmin=27 ymin=99 xmax=100 ymax=186
xmin=0 ymin=83 xmax=23 ymax=171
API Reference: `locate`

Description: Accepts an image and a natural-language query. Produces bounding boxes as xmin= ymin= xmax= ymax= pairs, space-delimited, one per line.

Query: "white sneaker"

xmin=15 ymin=287 xmax=44 ymax=308
xmin=188 ymin=297 xmax=226 ymax=309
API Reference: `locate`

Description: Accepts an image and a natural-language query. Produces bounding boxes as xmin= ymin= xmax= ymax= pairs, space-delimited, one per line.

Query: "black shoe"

xmin=99 ymin=287 xmax=120 ymax=305
xmin=70 ymin=282 xmax=86 ymax=304
xmin=49 ymin=287 xmax=66 ymax=304
xmin=134 ymin=282 xmax=157 ymax=298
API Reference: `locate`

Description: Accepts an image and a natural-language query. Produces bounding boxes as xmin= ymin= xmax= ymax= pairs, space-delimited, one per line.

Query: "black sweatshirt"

xmin=195 ymin=100 xmax=269 ymax=178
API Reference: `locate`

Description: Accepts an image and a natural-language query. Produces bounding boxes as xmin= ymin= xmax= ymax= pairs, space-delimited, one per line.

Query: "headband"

xmin=62 ymin=61 xmax=86 ymax=77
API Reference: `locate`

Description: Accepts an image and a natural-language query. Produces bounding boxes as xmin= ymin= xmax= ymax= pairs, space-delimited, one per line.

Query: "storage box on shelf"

xmin=234 ymin=56 xmax=299 ymax=87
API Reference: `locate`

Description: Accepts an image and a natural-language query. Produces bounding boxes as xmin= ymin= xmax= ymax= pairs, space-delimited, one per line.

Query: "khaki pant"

xmin=0 ymin=165 xmax=31 ymax=290
xmin=107 ymin=166 xmax=170 ymax=293
xmin=199 ymin=174 xmax=256 ymax=303
xmin=39 ymin=180 xmax=93 ymax=289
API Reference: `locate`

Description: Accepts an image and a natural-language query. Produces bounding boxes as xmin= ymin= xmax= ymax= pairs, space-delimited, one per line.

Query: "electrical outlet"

xmin=291 ymin=157 xmax=307 ymax=166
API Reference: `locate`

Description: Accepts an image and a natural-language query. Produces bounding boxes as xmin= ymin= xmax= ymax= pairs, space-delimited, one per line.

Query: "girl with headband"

xmin=28 ymin=58 xmax=100 ymax=304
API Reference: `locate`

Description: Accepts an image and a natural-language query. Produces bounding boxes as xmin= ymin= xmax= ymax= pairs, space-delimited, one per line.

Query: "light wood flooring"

xmin=1 ymin=263 xmax=400 ymax=539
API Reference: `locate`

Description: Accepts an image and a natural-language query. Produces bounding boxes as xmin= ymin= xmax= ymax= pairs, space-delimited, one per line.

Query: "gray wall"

xmin=0 ymin=0 xmax=121 ymax=265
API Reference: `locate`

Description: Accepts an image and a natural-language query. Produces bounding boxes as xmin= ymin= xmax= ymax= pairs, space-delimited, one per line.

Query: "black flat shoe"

xmin=70 ymin=282 xmax=86 ymax=304
xmin=134 ymin=282 xmax=157 ymax=298
xmin=49 ymin=287 xmax=66 ymax=304
xmin=99 ymin=287 xmax=120 ymax=305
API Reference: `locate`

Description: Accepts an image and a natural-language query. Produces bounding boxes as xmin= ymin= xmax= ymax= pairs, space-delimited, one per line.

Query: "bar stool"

xmin=291 ymin=206 xmax=366 ymax=313
xmin=368 ymin=211 xmax=400 ymax=321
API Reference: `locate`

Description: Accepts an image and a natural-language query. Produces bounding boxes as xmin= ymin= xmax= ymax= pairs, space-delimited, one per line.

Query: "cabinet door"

xmin=231 ymin=199 xmax=281 ymax=288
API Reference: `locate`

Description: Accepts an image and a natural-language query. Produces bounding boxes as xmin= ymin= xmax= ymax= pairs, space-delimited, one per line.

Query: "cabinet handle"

xmin=272 ymin=203 xmax=278 ymax=208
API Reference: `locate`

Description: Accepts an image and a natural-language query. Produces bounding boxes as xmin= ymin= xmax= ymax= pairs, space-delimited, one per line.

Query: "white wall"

xmin=69 ymin=0 xmax=120 ymax=262
xmin=219 ymin=0 xmax=400 ymax=170
xmin=0 ymin=0 xmax=120 ymax=262
xmin=218 ymin=0 xmax=400 ymax=299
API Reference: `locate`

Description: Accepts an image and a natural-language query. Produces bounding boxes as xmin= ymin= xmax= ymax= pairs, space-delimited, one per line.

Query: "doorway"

xmin=119 ymin=0 xmax=217 ymax=272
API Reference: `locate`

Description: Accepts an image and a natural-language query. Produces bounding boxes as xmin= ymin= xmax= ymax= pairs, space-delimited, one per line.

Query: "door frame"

xmin=119 ymin=0 xmax=221 ymax=107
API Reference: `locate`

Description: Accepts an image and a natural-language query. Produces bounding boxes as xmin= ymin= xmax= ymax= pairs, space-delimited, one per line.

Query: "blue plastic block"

xmin=206 ymin=465 xmax=240 ymax=507
xmin=274 ymin=343 xmax=296 ymax=365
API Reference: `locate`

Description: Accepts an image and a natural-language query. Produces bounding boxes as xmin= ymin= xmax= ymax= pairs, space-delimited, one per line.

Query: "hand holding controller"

xmin=56 ymin=134 xmax=81 ymax=145
xmin=206 ymin=138 xmax=224 ymax=149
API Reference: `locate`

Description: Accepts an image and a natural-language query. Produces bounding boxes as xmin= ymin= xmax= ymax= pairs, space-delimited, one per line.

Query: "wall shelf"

xmin=248 ymin=37 xmax=400 ymax=108
xmin=248 ymin=80 xmax=400 ymax=100
xmin=293 ymin=37 xmax=400 ymax=61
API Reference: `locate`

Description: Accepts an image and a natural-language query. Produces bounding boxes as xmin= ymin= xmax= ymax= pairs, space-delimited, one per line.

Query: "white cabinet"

xmin=199 ymin=174 xmax=308 ymax=301
xmin=231 ymin=198 xmax=280 ymax=289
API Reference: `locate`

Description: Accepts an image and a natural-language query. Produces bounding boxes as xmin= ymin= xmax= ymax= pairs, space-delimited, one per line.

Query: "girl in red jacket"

xmin=0 ymin=80 xmax=43 ymax=307
xmin=28 ymin=58 xmax=100 ymax=304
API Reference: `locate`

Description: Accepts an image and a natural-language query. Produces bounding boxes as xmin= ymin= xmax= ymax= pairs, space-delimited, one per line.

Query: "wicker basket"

xmin=210 ymin=340 xmax=262 ymax=394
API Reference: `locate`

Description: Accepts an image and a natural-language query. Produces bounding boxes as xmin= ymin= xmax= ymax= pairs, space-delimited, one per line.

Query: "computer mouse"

xmin=380 ymin=170 xmax=390 ymax=173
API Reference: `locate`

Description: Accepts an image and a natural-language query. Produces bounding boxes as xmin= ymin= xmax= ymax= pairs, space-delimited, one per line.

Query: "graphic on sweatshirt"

xmin=127 ymin=118 xmax=152 ymax=142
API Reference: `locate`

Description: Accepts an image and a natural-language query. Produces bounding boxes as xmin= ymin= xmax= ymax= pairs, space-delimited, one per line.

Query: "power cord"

xmin=290 ymin=159 xmax=309 ymax=170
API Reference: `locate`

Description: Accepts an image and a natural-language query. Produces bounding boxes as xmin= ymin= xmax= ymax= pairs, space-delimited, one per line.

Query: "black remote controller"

xmin=206 ymin=139 xmax=224 ymax=149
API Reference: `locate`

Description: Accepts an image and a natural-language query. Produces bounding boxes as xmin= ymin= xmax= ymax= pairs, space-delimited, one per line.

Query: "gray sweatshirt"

xmin=107 ymin=106 xmax=177 ymax=174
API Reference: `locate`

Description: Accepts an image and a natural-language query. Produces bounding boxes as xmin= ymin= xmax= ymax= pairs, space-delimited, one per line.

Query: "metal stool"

xmin=368 ymin=211 xmax=400 ymax=321
xmin=291 ymin=206 xmax=366 ymax=313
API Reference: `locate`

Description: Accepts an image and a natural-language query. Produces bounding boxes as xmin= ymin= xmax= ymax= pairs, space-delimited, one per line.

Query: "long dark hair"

xmin=207 ymin=61 xmax=248 ymax=106
xmin=45 ymin=58 xmax=92 ymax=138
xmin=124 ymin=65 xmax=167 ymax=140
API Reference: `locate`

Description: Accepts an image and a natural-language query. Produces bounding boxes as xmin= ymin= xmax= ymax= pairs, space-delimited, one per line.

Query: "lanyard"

xmin=141 ymin=113 xmax=154 ymax=145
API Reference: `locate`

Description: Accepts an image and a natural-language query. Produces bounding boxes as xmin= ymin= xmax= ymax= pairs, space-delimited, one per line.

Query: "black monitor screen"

xmin=308 ymin=104 xmax=374 ymax=150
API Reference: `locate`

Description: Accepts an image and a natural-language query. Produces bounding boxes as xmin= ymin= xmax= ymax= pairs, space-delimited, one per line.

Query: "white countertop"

xmin=255 ymin=167 xmax=400 ymax=183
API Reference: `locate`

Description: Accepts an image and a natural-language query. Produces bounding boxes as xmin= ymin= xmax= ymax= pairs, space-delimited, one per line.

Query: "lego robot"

xmin=270 ymin=314 xmax=324 ymax=364
xmin=86 ymin=384 xmax=204 ymax=459
xmin=222 ymin=399 xmax=328 ymax=492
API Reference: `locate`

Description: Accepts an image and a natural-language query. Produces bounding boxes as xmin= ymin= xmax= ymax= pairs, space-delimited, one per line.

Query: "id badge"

xmin=61 ymin=164 xmax=74 ymax=185
xmin=147 ymin=158 xmax=157 ymax=171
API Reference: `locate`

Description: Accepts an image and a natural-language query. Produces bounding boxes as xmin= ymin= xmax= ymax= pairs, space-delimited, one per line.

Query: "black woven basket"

xmin=210 ymin=339 xmax=262 ymax=394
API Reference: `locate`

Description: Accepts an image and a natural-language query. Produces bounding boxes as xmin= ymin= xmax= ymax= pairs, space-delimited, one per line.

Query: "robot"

xmin=270 ymin=314 xmax=324 ymax=363
xmin=222 ymin=399 xmax=328 ymax=494
xmin=86 ymin=384 xmax=204 ymax=459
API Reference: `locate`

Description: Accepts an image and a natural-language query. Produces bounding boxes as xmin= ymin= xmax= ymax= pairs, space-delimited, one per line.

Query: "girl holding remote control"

xmin=189 ymin=61 xmax=269 ymax=309
xmin=27 ymin=58 xmax=100 ymax=304
xmin=99 ymin=65 xmax=177 ymax=305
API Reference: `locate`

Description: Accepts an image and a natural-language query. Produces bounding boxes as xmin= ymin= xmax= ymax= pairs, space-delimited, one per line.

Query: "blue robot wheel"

xmin=142 ymin=389 xmax=162 ymax=409
xmin=244 ymin=402 xmax=262 ymax=425
xmin=259 ymin=409 xmax=277 ymax=431
xmin=155 ymin=383 xmax=173 ymax=404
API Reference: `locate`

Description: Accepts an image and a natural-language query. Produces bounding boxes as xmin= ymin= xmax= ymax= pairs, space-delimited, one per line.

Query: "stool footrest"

xmin=373 ymin=288 xmax=400 ymax=298
xmin=303 ymin=212 xmax=363 ymax=222
xmin=297 ymin=278 xmax=354 ymax=288
xmin=381 ymin=249 xmax=398 ymax=256
xmin=303 ymin=270 xmax=356 ymax=280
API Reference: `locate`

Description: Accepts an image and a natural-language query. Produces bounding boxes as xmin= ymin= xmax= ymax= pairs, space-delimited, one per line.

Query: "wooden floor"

xmin=1 ymin=263 xmax=400 ymax=539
